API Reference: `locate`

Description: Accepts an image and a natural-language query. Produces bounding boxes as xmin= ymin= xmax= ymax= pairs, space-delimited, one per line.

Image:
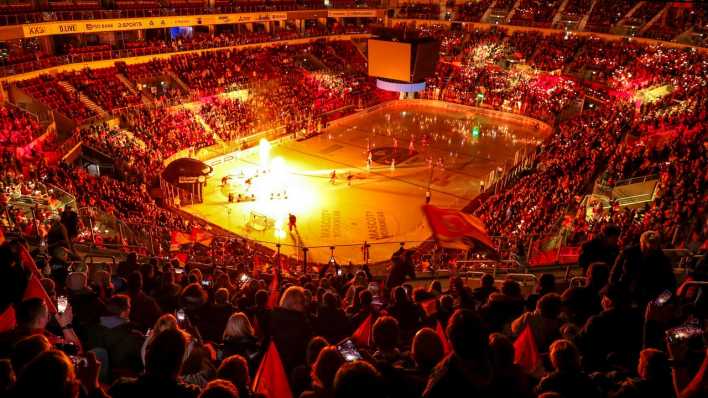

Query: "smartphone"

xmin=174 ymin=268 xmax=184 ymax=274
xmin=336 ymin=338 xmax=363 ymax=362
xmin=176 ymin=308 xmax=186 ymax=322
xmin=57 ymin=296 xmax=68 ymax=314
xmin=666 ymin=325 xmax=703 ymax=345
xmin=654 ymin=290 xmax=672 ymax=306
xmin=201 ymin=280 xmax=212 ymax=288
xmin=70 ymin=355 xmax=88 ymax=368
xmin=240 ymin=274 xmax=251 ymax=283
xmin=337 ymin=268 xmax=343 ymax=276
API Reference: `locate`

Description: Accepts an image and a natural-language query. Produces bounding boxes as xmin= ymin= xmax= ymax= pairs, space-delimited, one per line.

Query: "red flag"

xmin=266 ymin=269 xmax=279 ymax=310
xmin=173 ymin=252 xmax=188 ymax=266
xmin=170 ymin=231 xmax=192 ymax=251
xmin=253 ymin=341 xmax=293 ymax=398
xmin=436 ymin=321 xmax=451 ymax=354
xmin=514 ymin=324 xmax=541 ymax=373
xmin=420 ymin=298 xmax=438 ymax=317
xmin=0 ymin=247 xmax=57 ymax=332
xmin=351 ymin=314 xmax=373 ymax=347
xmin=422 ymin=205 xmax=496 ymax=252
xmin=191 ymin=228 xmax=213 ymax=247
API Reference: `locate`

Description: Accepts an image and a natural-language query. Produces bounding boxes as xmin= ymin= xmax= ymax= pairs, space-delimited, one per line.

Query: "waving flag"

xmin=435 ymin=321 xmax=451 ymax=354
xmin=266 ymin=269 xmax=279 ymax=310
xmin=420 ymin=298 xmax=438 ymax=317
xmin=514 ymin=324 xmax=541 ymax=374
xmin=170 ymin=228 xmax=214 ymax=251
xmin=0 ymin=246 xmax=57 ymax=332
xmin=253 ymin=341 xmax=293 ymax=398
xmin=351 ymin=314 xmax=373 ymax=348
xmin=422 ymin=205 xmax=496 ymax=252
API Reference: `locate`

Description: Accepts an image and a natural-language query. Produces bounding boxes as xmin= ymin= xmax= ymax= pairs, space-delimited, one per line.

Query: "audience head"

xmin=392 ymin=286 xmax=408 ymax=304
xmin=199 ymin=379 xmax=238 ymax=398
xmin=214 ymin=288 xmax=230 ymax=305
xmin=11 ymin=350 xmax=79 ymax=398
xmin=447 ymin=309 xmax=488 ymax=361
xmin=280 ymin=286 xmax=306 ymax=312
xmin=501 ymin=279 xmax=522 ymax=298
xmin=145 ymin=328 xmax=187 ymax=379
xmin=549 ymin=339 xmax=581 ymax=372
xmin=306 ymin=336 xmax=329 ymax=367
xmin=334 ymin=361 xmax=386 ymax=398
xmin=312 ymin=346 xmax=345 ymax=391
xmin=640 ymin=230 xmax=660 ymax=253
xmin=217 ymin=355 xmax=250 ymax=395
xmin=488 ymin=333 xmax=515 ymax=368
xmin=11 ymin=334 xmax=51 ymax=374
xmin=106 ymin=294 xmax=131 ymax=318
xmin=15 ymin=298 xmax=49 ymax=330
xmin=358 ymin=289 xmax=373 ymax=307
xmin=223 ymin=312 xmax=254 ymax=340
xmin=412 ymin=328 xmax=444 ymax=370
xmin=372 ymin=316 xmax=400 ymax=352
xmin=180 ymin=283 xmax=208 ymax=309
xmin=537 ymin=293 xmax=562 ymax=319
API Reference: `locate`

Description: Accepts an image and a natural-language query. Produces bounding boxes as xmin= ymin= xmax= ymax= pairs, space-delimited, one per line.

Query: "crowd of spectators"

xmin=0 ymin=231 xmax=706 ymax=398
xmin=61 ymin=67 xmax=144 ymax=113
xmin=15 ymin=75 xmax=97 ymax=123
xmin=0 ymin=104 xmax=45 ymax=149
xmin=510 ymin=0 xmax=562 ymax=28
xmin=0 ymin=18 xmax=707 ymax=398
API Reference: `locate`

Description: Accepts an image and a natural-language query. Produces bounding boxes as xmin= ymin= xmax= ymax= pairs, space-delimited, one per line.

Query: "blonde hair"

xmin=153 ymin=314 xmax=179 ymax=333
xmin=279 ymin=286 xmax=306 ymax=311
xmin=223 ymin=312 xmax=255 ymax=340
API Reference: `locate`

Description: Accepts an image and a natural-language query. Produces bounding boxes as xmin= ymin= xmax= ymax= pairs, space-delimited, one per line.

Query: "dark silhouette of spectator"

xmin=612 ymin=348 xmax=675 ymax=398
xmin=127 ymin=271 xmax=162 ymax=331
xmin=488 ymin=333 xmax=534 ymax=398
xmin=536 ymin=339 xmax=601 ymax=398
xmin=270 ymin=286 xmax=314 ymax=374
xmin=423 ymin=309 xmax=492 ymax=397
xmin=576 ymin=285 xmax=644 ymax=372
xmin=300 ymin=346 xmax=345 ymax=398
xmin=610 ymin=230 xmax=676 ymax=308
xmin=86 ymin=294 xmax=145 ymax=378
xmin=110 ymin=328 xmax=200 ymax=398
xmin=472 ymin=273 xmax=498 ymax=304
xmin=579 ymin=224 xmax=621 ymax=274
xmin=334 ymin=361 xmax=388 ymax=398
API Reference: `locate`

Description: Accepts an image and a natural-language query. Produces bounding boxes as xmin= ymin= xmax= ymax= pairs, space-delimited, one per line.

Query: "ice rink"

xmin=182 ymin=103 xmax=546 ymax=264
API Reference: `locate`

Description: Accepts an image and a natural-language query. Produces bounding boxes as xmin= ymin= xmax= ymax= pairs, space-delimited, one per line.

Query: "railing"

xmin=0 ymin=30 xmax=372 ymax=78
xmin=0 ymin=3 xmax=384 ymax=26
xmin=613 ymin=173 xmax=659 ymax=187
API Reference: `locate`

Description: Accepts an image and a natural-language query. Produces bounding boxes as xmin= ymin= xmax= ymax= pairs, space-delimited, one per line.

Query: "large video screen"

xmin=411 ymin=40 xmax=440 ymax=83
xmin=368 ymin=39 xmax=412 ymax=82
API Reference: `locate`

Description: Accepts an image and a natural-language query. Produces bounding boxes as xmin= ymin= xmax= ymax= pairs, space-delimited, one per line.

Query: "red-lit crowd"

xmin=0 ymin=22 xmax=707 ymax=398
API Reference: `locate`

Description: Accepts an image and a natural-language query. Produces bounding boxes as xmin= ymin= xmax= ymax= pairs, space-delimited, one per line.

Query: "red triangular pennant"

xmin=266 ymin=269 xmax=279 ymax=310
xmin=253 ymin=341 xmax=293 ymax=398
xmin=0 ymin=247 xmax=57 ymax=332
xmin=420 ymin=298 xmax=438 ymax=317
xmin=513 ymin=324 xmax=541 ymax=373
xmin=436 ymin=321 xmax=451 ymax=354
xmin=351 ymin=314 xmax=373 ymax=348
